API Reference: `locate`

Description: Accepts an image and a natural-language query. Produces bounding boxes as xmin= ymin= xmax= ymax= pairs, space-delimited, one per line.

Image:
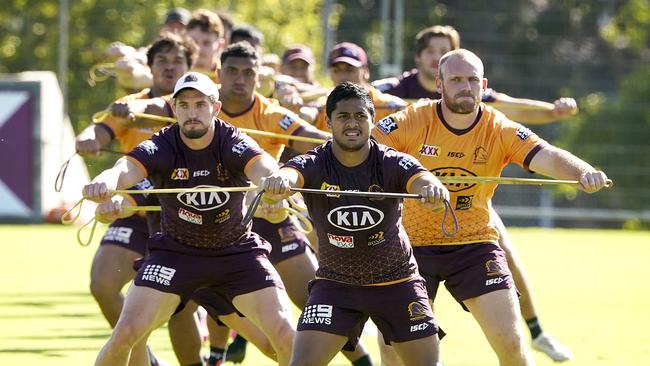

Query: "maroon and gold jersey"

xmin=220 ymin=93 xmax=313 ymax=160
xmin=96 ymin=89 xmax=174 ymax=153
xmin=313 ymin=86 xmax=408 ymax=131
xmin=282 ymin=140 xmax=429 ymax=286
xmin=126 ymin=120 xmax=269 ymax=255
xmin=372 ymin=100 xmax=547 ymax=246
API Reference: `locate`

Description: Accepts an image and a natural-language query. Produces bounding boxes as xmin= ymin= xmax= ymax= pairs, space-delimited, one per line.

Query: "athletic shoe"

xmin=225 ymin=335 xmax=248 ymax=364
xmin=203 ymin=354 xmax=224 ymax=366
xmin=532 ymin=333 xmax=573 ymax=362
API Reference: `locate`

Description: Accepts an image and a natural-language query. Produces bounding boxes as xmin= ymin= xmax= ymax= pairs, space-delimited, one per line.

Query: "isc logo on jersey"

xmin=177 ymin=185 xmax=230 ymax=211
xmin=301 ymin=304 xmax=333 ymax=326
xmin=376 ymin=117 xmax=398 ymax=135
xmin=327 ymin=205 xmax=384 ymax=232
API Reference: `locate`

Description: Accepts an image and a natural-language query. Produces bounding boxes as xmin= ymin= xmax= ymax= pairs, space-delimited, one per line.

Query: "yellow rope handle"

xmin=76 ymin=217 xmax=98 ymax=246
xmin=87 ymin=62 xmax=116 ymax=86
xmin=61 ymin=198 xmax=85 ymax=225
xmin=92 ymin=110 xmax=111 ymax=123
xmin=253 ymin=195 xmax=313 ymax=234
xmin=284 ymin=206 xmax=313 ymax=234
xmin=287 ymin=195 xmax=309 ymax=212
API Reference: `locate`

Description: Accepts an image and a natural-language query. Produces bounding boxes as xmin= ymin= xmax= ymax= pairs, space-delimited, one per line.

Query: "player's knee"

xmin=494 ymin=334 xmax=527 ymax=360
xmin=89 ymin=275 xmax=120 ymax=300
xmin=268 ymin=319 xmax=295 ymax=355
xmin=110 ymin=321 xmax=147 ymax=348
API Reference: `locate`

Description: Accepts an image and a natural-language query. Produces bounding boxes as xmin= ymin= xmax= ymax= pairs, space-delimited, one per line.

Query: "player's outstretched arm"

xmin=75 ymin=124 xmax=113 ymax=156
xmin=108 ymin=97 xmax=170 ymax=129
xmin=528 ymin=145 xmax=608 ymax=193
xmin=408 ymin=173 xmax=450 ymax=211
xmin=82 ymin=157 xmax=147 ymax=203
xmin=95 ymin=194 xmax=135 ymax=224
xmin=489 ymin=92 xmax=578 ymax=124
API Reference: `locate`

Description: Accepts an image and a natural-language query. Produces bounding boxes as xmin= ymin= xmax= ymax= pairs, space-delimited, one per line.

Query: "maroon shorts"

xmin=133 ymin=235 xmax=284 ymax=316
xmin=100 ymin=216 xmax=149 ymax=256
xmin=297 ymin=277 xmax=443 ymax=350
xmin=252 ymin=216 xmax=312 ymax=265
xmin=413 ymin=242 xmax=514 ymax=310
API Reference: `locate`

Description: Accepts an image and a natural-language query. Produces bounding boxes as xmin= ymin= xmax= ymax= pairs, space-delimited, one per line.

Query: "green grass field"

xmin=1 ymin=225 xmax=649 ymax=365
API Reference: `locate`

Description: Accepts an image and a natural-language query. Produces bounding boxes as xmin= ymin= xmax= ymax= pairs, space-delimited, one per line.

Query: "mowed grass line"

xmin=0 ymin=225 xmax=648 ymax=365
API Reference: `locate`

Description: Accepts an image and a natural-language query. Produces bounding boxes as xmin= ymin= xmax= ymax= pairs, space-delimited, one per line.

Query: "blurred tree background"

xmin=1 ymin=0 xmax=648 ymax=224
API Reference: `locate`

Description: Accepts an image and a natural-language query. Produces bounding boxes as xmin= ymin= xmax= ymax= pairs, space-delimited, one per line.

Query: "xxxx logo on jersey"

xmin=431 ymin=167 xmax=477 ymax=193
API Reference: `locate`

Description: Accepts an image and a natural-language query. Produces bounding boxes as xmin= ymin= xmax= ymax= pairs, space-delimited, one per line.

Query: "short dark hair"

xmin=326 ymin=81 xmax=375 ymax=120
xmin=414 ymin=25 xmax=460 ymax=55
xmin=147 ymin=33 xmax=198 ymax=69
xmin=220 ymin=41 xmax=259 ymax=66
xmin=230 ymin=24 xmax=264 ymax=48
xmin=187 ymin=9 xmax=224 ymax=38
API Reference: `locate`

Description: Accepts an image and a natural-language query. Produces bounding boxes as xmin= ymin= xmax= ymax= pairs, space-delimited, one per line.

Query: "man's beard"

xmin=334 ymin=137 xmax=366 ymax=152
xmin=443 ymin=91 xmax=478 ymax=114
xmin=181 ymin=120 xmax=210 ymax=139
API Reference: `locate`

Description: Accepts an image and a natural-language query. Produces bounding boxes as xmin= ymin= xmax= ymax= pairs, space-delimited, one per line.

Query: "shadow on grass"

xmin=2 ymin=332 xmax=110 ymax=340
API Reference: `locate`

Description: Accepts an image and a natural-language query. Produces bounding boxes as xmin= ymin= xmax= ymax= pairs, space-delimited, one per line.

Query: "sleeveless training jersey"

xmin=126 ymin=121 xmax=268 ymax=254
xmin=220 ymin=92 xmax=312 ymax=160
xmin=96 ymin=89 xmax=174 ymax=153
xmin=283 ymin=140 xmax=428 ymax=285
xmin=372 ymin=100 xmax=547 ymax=246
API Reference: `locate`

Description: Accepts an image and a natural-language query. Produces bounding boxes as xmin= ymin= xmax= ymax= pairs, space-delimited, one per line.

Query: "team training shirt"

xmin=313 ymin=85 xmax=408 ymax=131
xmin=283 ymin=140 xmax=428 ymax=285
xmin=96 ymin=88 xmax=174 ymax=153
xmin=220 ymin=92 xmax=313 ymax=160
xmin=126 ymin=120 xmax=268 ymax=254
xmin=372 ymin=100 xmax=547 ymax=246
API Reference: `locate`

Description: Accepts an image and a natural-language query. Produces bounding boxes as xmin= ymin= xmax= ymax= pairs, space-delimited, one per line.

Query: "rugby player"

xmin=213 ymin=42 xmax=373 ymax=366
xmin=373 ymin=24 xmax=579 ymax=361
xmin=85 ymin=71 xmax=296 ymax=366
xmin=186 ymin=9 xmax=225 ymax=83
xmin=75 ymin=34 xmax=203 ymax=366
xmin=372 ymin=49 xmax=609 ymax=366
xmin=263 ymin=81 xmax=449 ymax=366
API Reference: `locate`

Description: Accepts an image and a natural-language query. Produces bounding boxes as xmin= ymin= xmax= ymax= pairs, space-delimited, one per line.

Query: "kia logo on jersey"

xmin=327 ymin=205 xmax=384 ymax=232
xmin=176 ymin=185 xmax=230 ymax=211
